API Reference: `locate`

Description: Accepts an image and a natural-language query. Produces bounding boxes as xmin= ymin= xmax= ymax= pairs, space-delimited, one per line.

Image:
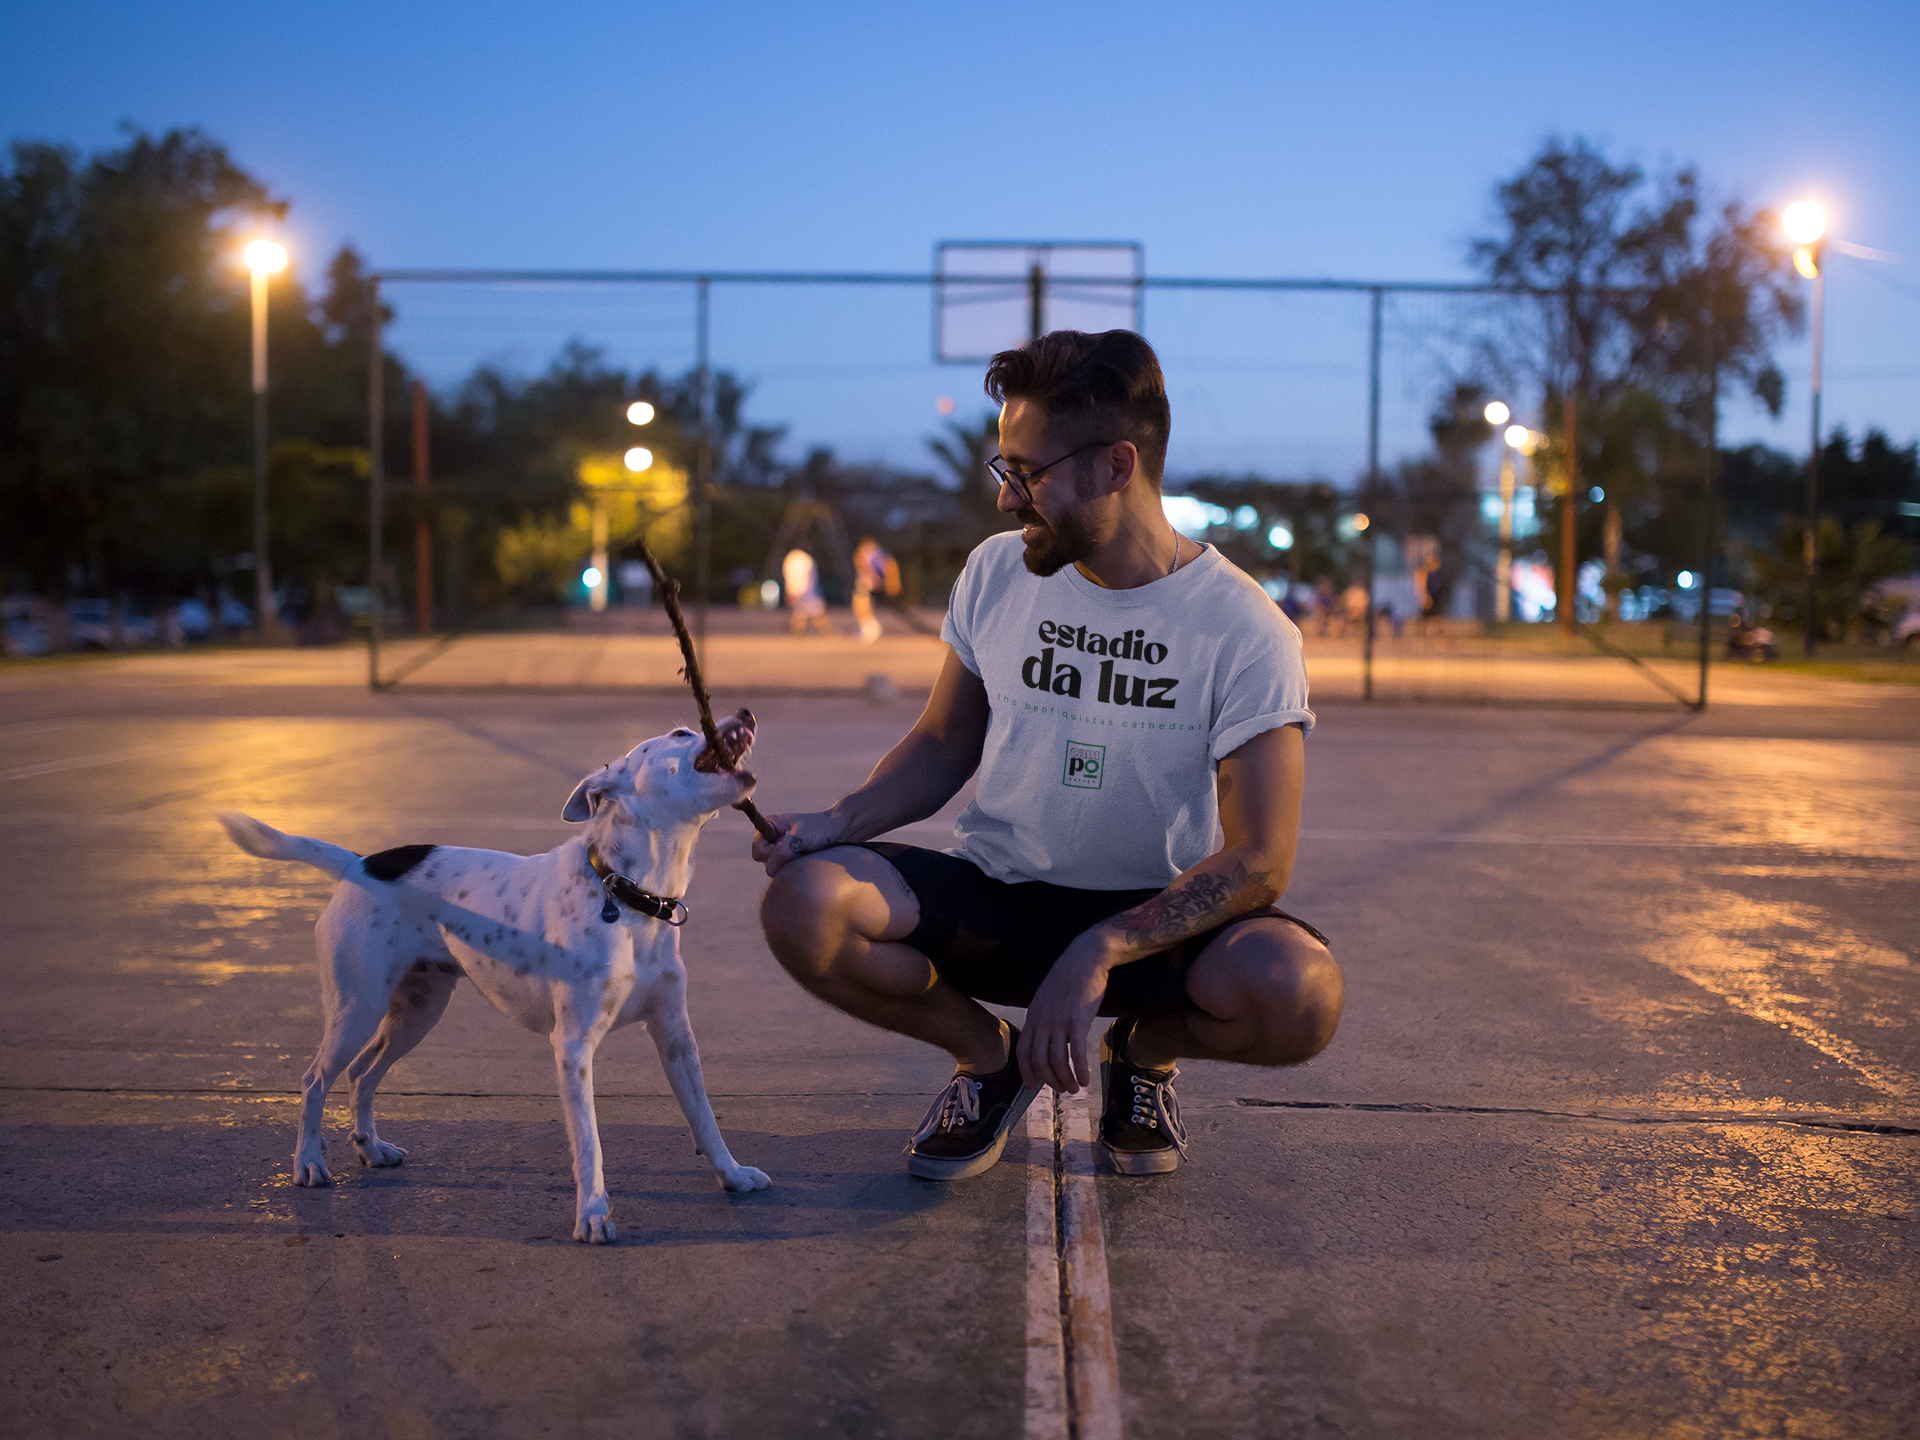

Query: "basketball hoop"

xmin=934 ymin=241 xmax=1143 ymax=363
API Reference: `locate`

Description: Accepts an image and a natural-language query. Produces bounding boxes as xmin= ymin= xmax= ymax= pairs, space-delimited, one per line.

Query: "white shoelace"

xmin=1125 ymin=1067 xmax=1189 ymax=1154
xmin=912 ymin=1074 xmax=982 ymax=1144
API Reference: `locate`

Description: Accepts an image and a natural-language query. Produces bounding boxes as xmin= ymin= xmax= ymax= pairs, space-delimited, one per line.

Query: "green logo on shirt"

xmin=1063 ymin=741 xmax=1105 ymax=790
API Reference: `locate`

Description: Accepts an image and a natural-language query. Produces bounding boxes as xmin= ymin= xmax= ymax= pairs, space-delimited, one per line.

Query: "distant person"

xmin=782 ymin=548 xmax=834 ymax=635
xmin=1313 ymin=577 xmax=1338 ymax=637
xmin=1340 ymin=582 xmax=1369 ymax=637
xmin=754 ymin=329 xmax=1341 ymax=1184
xmin=851 ymin=536 xmax=902 ymax=644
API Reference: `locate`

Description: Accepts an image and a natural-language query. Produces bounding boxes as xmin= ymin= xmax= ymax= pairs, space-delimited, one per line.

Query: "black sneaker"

xmin=906 ymin=1024 xmax=1039 ymax=1181
xmin=1097 ymin=1017 xmax=1188 ymax=1175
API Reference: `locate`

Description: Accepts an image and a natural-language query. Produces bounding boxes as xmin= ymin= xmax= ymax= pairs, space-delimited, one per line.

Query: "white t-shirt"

xmin=941 ymin=531 xmax=1313 ymax=890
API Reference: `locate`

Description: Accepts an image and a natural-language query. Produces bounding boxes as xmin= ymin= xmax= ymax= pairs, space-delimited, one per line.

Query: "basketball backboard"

xmin=934 ymin=241 xmax=1143 ymax=363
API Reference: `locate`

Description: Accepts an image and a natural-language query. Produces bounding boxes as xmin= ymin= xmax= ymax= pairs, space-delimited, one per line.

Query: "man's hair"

xmin=983 ymin=330 xmax=1171 ymax=485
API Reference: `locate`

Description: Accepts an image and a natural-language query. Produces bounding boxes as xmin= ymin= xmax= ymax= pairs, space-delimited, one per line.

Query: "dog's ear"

xmin=562 ymin=764 xmax=615 ymax=822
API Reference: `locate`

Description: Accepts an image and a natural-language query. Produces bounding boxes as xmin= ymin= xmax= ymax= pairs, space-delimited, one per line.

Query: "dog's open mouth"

xmin=693 ymin=707 xmax=756 ymax=774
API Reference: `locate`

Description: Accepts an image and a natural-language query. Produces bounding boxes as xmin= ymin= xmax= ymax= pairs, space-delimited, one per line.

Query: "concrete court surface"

xmin=1 ymin=661 xmax=1916 ymax=1438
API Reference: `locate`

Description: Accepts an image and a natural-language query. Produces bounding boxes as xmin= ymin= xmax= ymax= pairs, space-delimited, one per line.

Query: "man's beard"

xmin=1018 ymin=505 xmax=1098 ymax=577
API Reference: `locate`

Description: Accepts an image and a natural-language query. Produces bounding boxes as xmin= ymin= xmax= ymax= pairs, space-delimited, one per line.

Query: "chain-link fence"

xmin=361 ymin=265 xmax=1711 ymax=707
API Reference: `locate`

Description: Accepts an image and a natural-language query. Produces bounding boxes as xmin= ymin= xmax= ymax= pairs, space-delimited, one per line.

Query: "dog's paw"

xmin=720 ymin=1164 xmax=772 ymax=1193
xmin=355 ymin=1138 xmax=407 ymax=1168
xmin=292 ymin=1153 xmax=333 ymax=1187
xmin=574 ymin=1213 xmax=618 ymax=1244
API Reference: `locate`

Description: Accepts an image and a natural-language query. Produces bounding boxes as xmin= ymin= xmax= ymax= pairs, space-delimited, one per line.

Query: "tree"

xmin=0 ymin=129 xmax=278 ymax=601
xmin=927 ymin=410 xmax=1005 ymax=526
xmin=1750 ymin=517 xmax=1913 ymax=641
xmin=0 ymin=129 xmax=401 ymax=631
xmin=1471 ymin=138 xmax=1805 ymax=597
xmin=1472 ymin=138 xmax=1648 ymax=414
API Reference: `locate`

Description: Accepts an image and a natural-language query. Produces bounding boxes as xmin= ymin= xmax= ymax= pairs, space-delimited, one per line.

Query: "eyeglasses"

xmin=985 ymin=439 xmax=1117 ymax=509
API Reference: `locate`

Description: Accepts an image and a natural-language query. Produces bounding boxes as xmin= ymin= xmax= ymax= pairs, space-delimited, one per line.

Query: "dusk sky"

xmin=5 ymin=0 xmax=1915 ymax=481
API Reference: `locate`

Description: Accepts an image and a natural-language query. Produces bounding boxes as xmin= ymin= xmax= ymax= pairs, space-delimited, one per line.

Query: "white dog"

xmin=217 ymin=709 xmax=770 ymax=1243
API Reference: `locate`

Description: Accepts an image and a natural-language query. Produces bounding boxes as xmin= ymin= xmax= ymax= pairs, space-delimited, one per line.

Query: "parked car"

xmin=172 ymin=596 xmax=254 ymax=641
xmin=3 ymin=595 xmax=50 ymax=657
xmin=66 ymin=599 xmax=157 ymax=649
xmin=1869 ymin=575 xmax=1920 ymax=649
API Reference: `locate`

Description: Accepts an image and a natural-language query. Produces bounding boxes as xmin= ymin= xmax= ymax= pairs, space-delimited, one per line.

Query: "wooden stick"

xmin=631 ymin=539 xmax=781 ymax=842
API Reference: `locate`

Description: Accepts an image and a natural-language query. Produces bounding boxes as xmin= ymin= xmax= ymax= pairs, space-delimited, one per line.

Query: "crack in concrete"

xmin=1231 ymin=1098 xmax=1919 ymax=1137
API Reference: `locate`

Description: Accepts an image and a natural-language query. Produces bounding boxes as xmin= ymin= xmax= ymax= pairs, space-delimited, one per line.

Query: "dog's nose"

xmin=734 ymin=707 xmax=756 ymax=734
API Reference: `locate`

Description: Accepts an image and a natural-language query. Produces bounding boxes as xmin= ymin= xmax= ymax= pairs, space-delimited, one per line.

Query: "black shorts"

xmin=858 ymin=843 xmax=1329 ymax=1018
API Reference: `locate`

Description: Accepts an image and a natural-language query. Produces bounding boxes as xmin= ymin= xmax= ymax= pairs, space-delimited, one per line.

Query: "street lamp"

xmin=1782 ymin=200 xmax=1826 ymax=656
xmin=1485 ymin=408 xmax=1528 ymax=622
xmin=244 ymin=239 xmax=288 ymax=639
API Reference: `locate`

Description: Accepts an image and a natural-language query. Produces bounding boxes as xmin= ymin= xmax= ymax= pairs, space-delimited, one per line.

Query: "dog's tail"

xmin=216 ymin=812 xmax=359 ymax=880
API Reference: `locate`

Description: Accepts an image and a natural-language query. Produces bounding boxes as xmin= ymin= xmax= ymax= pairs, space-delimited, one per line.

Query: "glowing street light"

xmin=244 ymin=238 xmax=289 ymax=640
xmin=1784 ymin=199 xmax=1827 ymax=656
xmin=245 ymin=239 xmax=288 ymax=276
xmin=623 ymin=447 xmax=653 ymax=473
xmin=1782 ymin=201 xmax=1826 ymax=246
xmin=1486 ymin=411 xmax=1529 ymax=622
xmin=626 ymin=401 xmax=655 ymax=425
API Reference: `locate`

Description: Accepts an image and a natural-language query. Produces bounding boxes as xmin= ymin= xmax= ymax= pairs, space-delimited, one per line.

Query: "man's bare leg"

xmin=1124 ymin=917 xmax=1344 ymax=1070
xmin=760 ymin=846 xmax=1008 ymax=1072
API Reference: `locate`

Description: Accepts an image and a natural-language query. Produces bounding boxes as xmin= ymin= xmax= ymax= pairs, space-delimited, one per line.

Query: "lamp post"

xmin=1484 ymin=401 xmax=1516 ymax=621
xmin=1783 ymin=200 xmax=1826 ymax=657
xmin=244 ymin=239 xmax=288 ymax=639
xmin=590 ymin=400 xmax=655 ymax=614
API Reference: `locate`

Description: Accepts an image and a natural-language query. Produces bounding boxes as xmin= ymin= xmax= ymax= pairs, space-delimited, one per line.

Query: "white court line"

xmin=0 ymin=815 xmax=575 ymax=830
xmin=1060 ymin=1088 xmax=1123 ymax=1440
xmin=0 ymin=740 xmax=219 ymax=784
xmin=1026 ymin=1085 xmax=1122 ymax=1440
xmin=1024 ymin=1090 xmax=1068 ymax=1440
xmin=1299 ymin=828 xmax=1907 ymax=851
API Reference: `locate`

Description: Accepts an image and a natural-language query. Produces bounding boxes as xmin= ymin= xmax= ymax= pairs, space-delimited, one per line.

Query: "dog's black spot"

xmin=364 ymin=844 xmax=437 ymax=882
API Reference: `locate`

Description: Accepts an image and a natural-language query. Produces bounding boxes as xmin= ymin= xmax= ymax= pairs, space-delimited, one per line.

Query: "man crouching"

xmin=755 ymin=328 xmax=1343 ymax=1179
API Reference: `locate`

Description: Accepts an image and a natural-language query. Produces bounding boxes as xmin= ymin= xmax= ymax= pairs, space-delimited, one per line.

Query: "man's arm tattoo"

xmin=1113 ymin=860 xmax=1278 ymax=951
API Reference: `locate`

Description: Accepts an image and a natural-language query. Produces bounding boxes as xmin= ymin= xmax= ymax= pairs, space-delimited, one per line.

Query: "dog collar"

xmin=587 ymin=845 xmax=690 ymax=927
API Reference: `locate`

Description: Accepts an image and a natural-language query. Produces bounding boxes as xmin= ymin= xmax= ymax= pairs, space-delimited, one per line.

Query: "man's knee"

xmin=759 ymin=857 xmax=847 ymax=982
xmin=1267 ymin=933 xmax=1344 ymax=1061
xmin=1193 ymin=922 xmax=1345 ymax=1064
